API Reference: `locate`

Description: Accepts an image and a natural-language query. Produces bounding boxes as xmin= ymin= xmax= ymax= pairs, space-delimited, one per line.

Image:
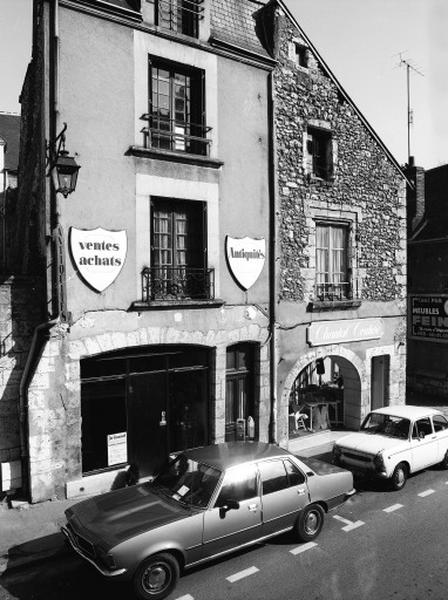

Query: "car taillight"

xmin=374 ymin=452 xmax=385 ymax=472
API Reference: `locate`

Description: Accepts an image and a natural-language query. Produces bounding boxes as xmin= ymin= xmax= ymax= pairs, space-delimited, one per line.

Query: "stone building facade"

xmin=269 ymin=4 xmax=407 ymax=446
xmin=6 ymin=0 xmax=408 ymax=502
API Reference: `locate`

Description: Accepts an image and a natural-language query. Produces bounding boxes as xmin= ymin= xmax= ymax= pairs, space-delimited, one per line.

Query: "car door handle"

xmin=248 ymin=503 xmax=258 ymax=512
xmin=297 ymin=488 xmax=306 ymax=496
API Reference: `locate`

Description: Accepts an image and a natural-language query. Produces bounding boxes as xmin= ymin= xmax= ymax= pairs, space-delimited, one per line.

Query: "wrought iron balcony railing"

xmin=157 ymin=0 xmax=204 ymax=38
xmin=142 ymin=266 xmax=215 ymax=302
xmin=140 ymin=115 xmax=212 ymax=156
xmin=314 ymin=280 xmax=359 ymax=302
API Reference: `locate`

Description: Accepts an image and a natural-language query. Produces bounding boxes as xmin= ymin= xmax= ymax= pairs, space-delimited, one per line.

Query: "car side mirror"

xmin=218 ymin=498 xmax=240 ymax=517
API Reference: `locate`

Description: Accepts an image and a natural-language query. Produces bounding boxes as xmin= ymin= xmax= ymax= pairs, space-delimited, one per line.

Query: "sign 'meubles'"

xmin=69 ymin=227 xmax=127 ymax=292
xmin=410 ymin=295 xmax=448 ymax=342
xmin=225 ymin=236 xmax=266 ymax=291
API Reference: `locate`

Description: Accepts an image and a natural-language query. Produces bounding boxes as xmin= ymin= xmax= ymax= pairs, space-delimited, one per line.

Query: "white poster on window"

xmin=107 ymin=432 xmax=127 ymax=466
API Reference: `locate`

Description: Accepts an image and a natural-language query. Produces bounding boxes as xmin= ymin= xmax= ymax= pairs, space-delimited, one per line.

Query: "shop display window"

xmin=225 ymin=343 xmax=257 ymax=441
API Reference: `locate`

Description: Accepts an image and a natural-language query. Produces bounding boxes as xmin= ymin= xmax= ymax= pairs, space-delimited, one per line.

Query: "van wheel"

xmin=133 ymin=552 xmax=180 ymax=600
xmin=440 ymin=450 xmax=448 ymax=470
xmin=295 ymin=504 xmax=325 ymax=542
xmin=390 ymin=463 xmax=408 ymax=490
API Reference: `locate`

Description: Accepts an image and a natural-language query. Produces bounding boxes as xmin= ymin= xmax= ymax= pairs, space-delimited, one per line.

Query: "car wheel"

xmin=390 ymin=462 xmax=408 ymax=491
xmin=440 ymin=450 xmax=448 ymax=470
xmin=133 ymin=552 xmax=180 ymax=600
xmin=295 ymin=504 xmax=325 ymax=542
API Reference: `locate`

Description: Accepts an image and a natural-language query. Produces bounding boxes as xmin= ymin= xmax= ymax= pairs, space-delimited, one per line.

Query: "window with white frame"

xmin=315 ymin=222 xmax=351 ymax=301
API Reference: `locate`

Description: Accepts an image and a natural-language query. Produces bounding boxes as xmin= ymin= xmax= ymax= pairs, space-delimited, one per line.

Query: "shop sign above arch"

xmin=307 ymin=318 xmax=384 ymax=347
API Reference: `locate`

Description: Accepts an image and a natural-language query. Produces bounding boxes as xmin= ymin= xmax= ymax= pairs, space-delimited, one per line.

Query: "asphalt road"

xmin=1 ymin=466 xmax=447 ymax=600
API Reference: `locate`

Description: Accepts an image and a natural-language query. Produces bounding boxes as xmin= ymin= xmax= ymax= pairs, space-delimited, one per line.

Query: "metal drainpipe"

xmin=268 ymin=69 xmax=279 ymax=445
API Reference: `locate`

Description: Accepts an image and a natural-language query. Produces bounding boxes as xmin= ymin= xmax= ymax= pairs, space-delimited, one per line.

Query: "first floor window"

xmin=150 ymin=197 xmax=208 ymax=300
xmin=225 ymin=343 xmax=256 ymax=441
xmin=316 ymin=222 xmax=350 ymax=300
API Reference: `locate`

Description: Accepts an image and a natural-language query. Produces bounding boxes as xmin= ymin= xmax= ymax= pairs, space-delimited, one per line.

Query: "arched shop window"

xmin=225 ymin=343 xmax=257 ymax=441
xmin=289 ymin=357 xmax=344 ymax=437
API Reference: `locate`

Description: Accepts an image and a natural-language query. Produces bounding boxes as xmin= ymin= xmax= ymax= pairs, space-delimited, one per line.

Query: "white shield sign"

xmin=226 ymin=236 xmax=266 ymax=290
xmin=70 ymin=227 xmax=127 ymax=292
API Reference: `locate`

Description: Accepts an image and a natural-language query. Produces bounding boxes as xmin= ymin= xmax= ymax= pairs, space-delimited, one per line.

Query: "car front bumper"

xmin=61 ymin=525 xmax=127 ymax=578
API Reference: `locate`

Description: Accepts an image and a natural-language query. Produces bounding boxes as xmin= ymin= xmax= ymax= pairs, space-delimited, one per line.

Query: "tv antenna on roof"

xmin=397 ymin=52 xmax=424 ymax=163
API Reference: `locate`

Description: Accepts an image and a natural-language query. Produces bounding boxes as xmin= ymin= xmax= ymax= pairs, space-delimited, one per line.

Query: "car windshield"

xmin=361 ymin=413 xmax=410 ymax=439
xmin=153 ymin=454 xmax=222 ymax=508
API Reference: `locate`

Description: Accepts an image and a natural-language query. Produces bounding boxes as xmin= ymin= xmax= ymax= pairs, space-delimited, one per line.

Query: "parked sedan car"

xmin=333 ymin=406 xmax=448 ymax=490
xmin=62 ymin=442 xmax=354 ymax=600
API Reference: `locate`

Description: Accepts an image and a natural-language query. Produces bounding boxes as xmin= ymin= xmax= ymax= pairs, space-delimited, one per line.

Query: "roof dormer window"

xmin=156 ymin=0 xmax=204 ymax=38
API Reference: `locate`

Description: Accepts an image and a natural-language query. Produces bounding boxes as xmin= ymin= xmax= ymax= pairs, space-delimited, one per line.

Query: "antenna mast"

xmin=398 ymin=53 xmax=424 ymax=162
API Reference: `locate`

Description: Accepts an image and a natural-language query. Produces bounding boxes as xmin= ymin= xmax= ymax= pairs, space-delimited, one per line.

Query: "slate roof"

xmin=0 ymin=113 xmax=20 ymax=172
xmin=210 ymin=0 xmax=272 ymax=60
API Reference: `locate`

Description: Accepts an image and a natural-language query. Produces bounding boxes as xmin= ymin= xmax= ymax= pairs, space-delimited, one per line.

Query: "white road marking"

xmin=226 ymin=566 xmax=259 ymax=583
xmin=290 ymin=541 xmax=318 ymax=555
xmin=333 ymin=514 xmax=365 ymax=531
xmin=383 ymin=503 xmax=403 ymax=513
xmin=176 ymin=595 xmax=195 ymax=600
xmin=418 ymin=489 xmax=435 ymax=497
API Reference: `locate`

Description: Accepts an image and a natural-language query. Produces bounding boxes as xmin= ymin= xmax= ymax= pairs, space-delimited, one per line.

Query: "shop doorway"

xmin=288 ymin=355 xmax=360 ymax=438
xmin=371 ymin=355 xmax=390 ymax=410
xmin=80 ymin=345 xmax=210 ymax=478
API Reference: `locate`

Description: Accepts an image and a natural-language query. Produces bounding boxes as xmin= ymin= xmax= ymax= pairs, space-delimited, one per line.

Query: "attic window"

xmin=156 ymin=0 xmax=204 ymax=38
xmin=289 ymin=41 xmax=308 ymax=68
xmin=294 ymin=43 xmax=308 ymax=68
xmin=306 ymin=127 xmax=333 ymax=180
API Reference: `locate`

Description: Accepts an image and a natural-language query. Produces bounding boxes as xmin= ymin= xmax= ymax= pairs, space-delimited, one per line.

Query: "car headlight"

xmin=373 ymin=452 xmax=385 ymax=472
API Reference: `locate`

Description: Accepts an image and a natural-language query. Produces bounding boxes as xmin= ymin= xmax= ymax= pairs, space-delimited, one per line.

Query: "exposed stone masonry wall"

xmin=274 ymin=14 xmax=407 ymax=303
xmin=0 ymin=277 xmax=43 ymax=465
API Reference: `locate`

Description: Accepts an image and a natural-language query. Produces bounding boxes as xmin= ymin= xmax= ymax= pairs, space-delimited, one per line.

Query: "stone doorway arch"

xmin=282 ymin=346 xmax=366 ymax=434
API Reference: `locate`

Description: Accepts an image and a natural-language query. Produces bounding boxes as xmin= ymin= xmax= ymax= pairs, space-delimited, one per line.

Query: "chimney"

xmin=404 ymin=156 xmax=426 ymax=235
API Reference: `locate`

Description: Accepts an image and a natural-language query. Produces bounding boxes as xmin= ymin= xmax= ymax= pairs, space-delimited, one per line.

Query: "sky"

xmin=0 ymin=0 xmax=446 ymax=169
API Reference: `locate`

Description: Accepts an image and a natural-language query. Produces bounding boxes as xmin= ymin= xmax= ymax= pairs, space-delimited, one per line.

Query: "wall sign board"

xmin=307 ymin=318 xmax=384 ymax=347
xmin=410 ymin=295 xmax=448 ymax=342
xmin=70 ymin=227 xmax=127 ymax=292
xmin=225 ymin=236 xmax=266 ymax=290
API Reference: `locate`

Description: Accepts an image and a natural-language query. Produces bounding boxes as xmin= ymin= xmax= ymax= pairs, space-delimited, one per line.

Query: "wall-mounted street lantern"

xmin=47 ymin=123 xmax=80 ymax=197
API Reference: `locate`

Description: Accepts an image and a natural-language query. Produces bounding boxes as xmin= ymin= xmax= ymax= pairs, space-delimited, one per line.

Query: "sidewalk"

xmin=0 ymin=497 xmax=77 ymax=575
xmin=0 ymin=434 xmax=341 ymax=576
